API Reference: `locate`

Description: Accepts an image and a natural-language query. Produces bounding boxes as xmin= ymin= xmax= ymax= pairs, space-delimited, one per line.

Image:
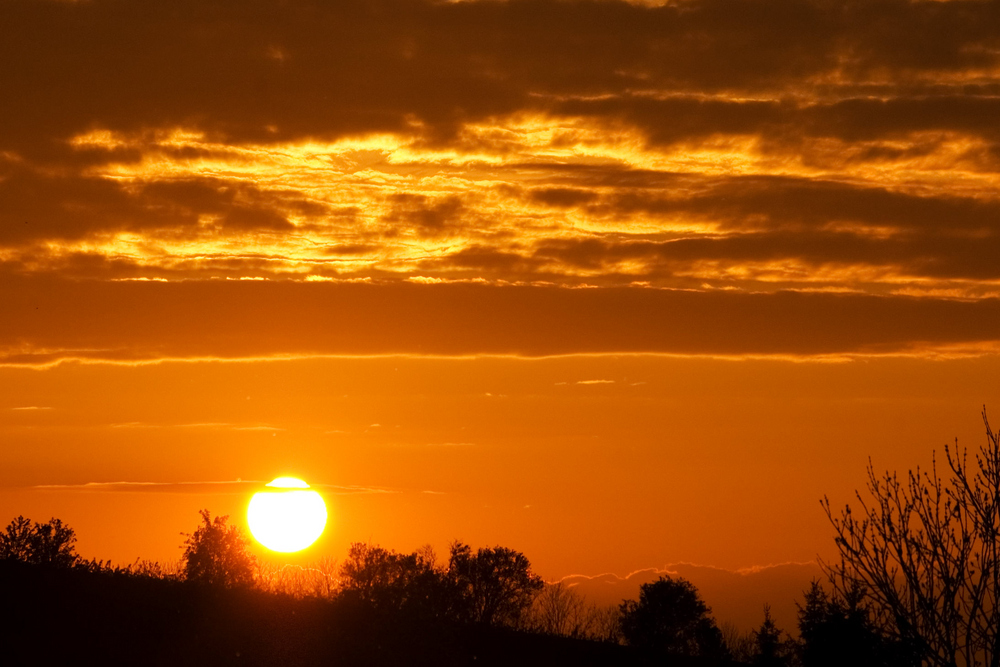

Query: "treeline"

xmin=1 ymin=511 xmax=904 ymax=667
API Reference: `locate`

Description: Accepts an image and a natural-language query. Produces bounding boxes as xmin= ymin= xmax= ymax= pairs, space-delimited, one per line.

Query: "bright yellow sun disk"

xmin=247 ymin=477 xmax=327 ymax=553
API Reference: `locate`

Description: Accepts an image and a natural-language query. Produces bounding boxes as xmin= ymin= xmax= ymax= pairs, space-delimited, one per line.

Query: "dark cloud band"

xmin=2 ymin=279 xmax=999 ymax=361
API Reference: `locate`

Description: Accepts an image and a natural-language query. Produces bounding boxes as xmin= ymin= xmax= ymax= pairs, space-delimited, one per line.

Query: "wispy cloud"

xmin=109 ymin=422 xmax=283 ymax=431
xmin=312 ymin=483 xmax=398 ymax=495
xmin=11 ymin=406 xmax=53 ymax=411
xmin=31 ymin=480 xmax=260 ymax=494
xmin=28 ymin=480 xmax=396 ymax=495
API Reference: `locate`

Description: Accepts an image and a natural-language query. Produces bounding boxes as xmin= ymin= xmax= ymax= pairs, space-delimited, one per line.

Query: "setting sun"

xmin=247 ymin=477 xmax=328 ymax=553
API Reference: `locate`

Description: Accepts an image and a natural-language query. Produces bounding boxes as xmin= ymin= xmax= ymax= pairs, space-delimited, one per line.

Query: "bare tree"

xmin=530 ymin=582 xmax=589 ymax=636
xmin=822 ymin=408 xmax=1000 ymax=667
xmin=721 ymin=622 xmax=757 ymax=664
xmin=585 ymin=603 xmax=624 ymax=644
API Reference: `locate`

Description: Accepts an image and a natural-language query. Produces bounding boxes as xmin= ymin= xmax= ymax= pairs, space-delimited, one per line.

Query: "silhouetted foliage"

xmin=256 ymin=556 xmax=338 ymax=598
xmin=531 ymin=582 xmax=589 ymax=636
xmin=619 ymin=575 xmax=729 ymax=660
xmin=822 ymin=408 xmax=1000 ymax=667
xmin=751 ymin=605 xmax=799 ymax=667
xmin=0 ymin=515 xmax=79 ymax=567
xmin=339 ymin=541 xmax=544 ymax=627
xmin=797 ymin=581 xmax=910 ymax=667
xmin=1 ymin=557 xmax=638 ymax=667
xmin=339 ymin=542 xmax=462 ymax=619
xmin=720 ymin=622 xmax=756 ymax=664
xmin=448 ymin=541 xmax=545 ymax=627
xmin=181 ymin=509 xmax=256 ymax=588
xmin=585 ymin=604 xmax=625 ymax=644
xmin=528 ymin=582 xmax=625 ymax=642
xmin=126 ymin=557 xmax=182 ymax=580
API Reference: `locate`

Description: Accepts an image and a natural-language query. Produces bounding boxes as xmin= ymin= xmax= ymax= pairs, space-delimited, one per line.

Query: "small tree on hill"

xmin=619 ymin=575 xmax=729 ymax=659
xmin=0 ymin=516 xmax=79 ymax=567
xmin=181 ymin=510 xmax=256 ymax=588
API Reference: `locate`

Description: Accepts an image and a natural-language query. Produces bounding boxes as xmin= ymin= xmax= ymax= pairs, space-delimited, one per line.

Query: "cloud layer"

xmin=3 ymin=0 xmax=1000 ymax=357
xmin=3 ymin=280 xmax=1000 ymax=363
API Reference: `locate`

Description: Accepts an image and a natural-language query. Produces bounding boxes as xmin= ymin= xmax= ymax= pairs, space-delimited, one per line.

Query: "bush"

xmin=0 ymin=515 xmax=79 ymax=567
xmin=181 ymin=510 xmax=256 ymax=588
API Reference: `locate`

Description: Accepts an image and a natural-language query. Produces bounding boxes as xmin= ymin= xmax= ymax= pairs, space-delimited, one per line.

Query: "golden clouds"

xmin=2 ymin=0 xmax=1000 ymax=356
xmin=5 ymin=115 xmax=998 ymax=295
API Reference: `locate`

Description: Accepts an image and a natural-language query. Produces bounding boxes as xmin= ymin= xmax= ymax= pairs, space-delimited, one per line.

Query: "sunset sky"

xmin=3 ymin=0 xmax=1000 ymax=631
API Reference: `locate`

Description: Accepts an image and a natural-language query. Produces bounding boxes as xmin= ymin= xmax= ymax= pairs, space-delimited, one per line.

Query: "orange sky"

xmin=3 ymin=0 xmax=1000 ymax=632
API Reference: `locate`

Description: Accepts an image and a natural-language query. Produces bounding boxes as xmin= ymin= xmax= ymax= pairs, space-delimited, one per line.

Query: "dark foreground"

xmin=0 ymin=561 xmax=729 ymax=667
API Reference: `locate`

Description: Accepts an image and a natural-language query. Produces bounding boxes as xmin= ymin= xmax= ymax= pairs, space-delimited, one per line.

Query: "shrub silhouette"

xmin=181 ymin=509 xmax=256 ymax=588
xmin=0 ymin=515 xmax=79 ymax=567
xmin=619 ymin=575 xmax=728 ymax=659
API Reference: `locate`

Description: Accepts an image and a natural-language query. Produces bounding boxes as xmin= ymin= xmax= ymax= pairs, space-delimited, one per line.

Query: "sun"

xmin=247 ymin=477 xmax=328 ymax=553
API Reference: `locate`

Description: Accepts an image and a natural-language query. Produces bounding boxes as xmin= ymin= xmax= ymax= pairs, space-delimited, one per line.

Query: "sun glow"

xmin=247 ymin=477 xmax=328 ymax=553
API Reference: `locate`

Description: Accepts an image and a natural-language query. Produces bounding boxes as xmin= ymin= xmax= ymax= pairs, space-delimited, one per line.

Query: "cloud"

xmin=30 ymin=480 xmax=261 ymax=494
xmin=2 ymin=280 xmax=1000 ymax=363
xmin=528 ymin=231 xmax=1000 ymax=284
xmin=4 ymin=0 xmax=999 ymax=157
xmin=0 ymin=166 xmax=324 ymax=244
xmin=559 ymin=561 xmax=823 ymax=634
xmin=108 ymin=422 xmax=284 ymax=431
xmin=576 ymin=175 xmax=1000 ymax=234
xmin=382 ymin=194 xmax=467 ymax=238
xmin=1 ymin=0 xmax=999 ymax=355
xmin=28 ymin=480 xmax=394 ymax=495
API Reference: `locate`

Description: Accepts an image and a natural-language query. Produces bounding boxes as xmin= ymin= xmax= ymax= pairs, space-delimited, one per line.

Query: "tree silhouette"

xmin=340 ymin=542 xmax=461 ymax=618
xmin=447 ymin=541 xmax=544 ymax=627
xmin=181 ymin=510 xmax=256 ymax=588
xmin=822 ymin=407 xmax=1000 ymax=667
xmin=619 ymin=575 xmax=728 ymax=659
xmin=0 ymin=515 xmax=79 ymax=567
xmin=720 ymin=622 xmax=756 ymax=663
xmin=797 ymin=581 xmax=905 ymax=667
xmin=531 ymin=581 xmax=589 ymax=636
xmin=751 ymin=605 xmax=798 ymax=667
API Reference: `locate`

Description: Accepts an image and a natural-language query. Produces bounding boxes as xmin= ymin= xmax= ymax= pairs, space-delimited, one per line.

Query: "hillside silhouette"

xmin=1 ymin=557 xmax=704 ymax=667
